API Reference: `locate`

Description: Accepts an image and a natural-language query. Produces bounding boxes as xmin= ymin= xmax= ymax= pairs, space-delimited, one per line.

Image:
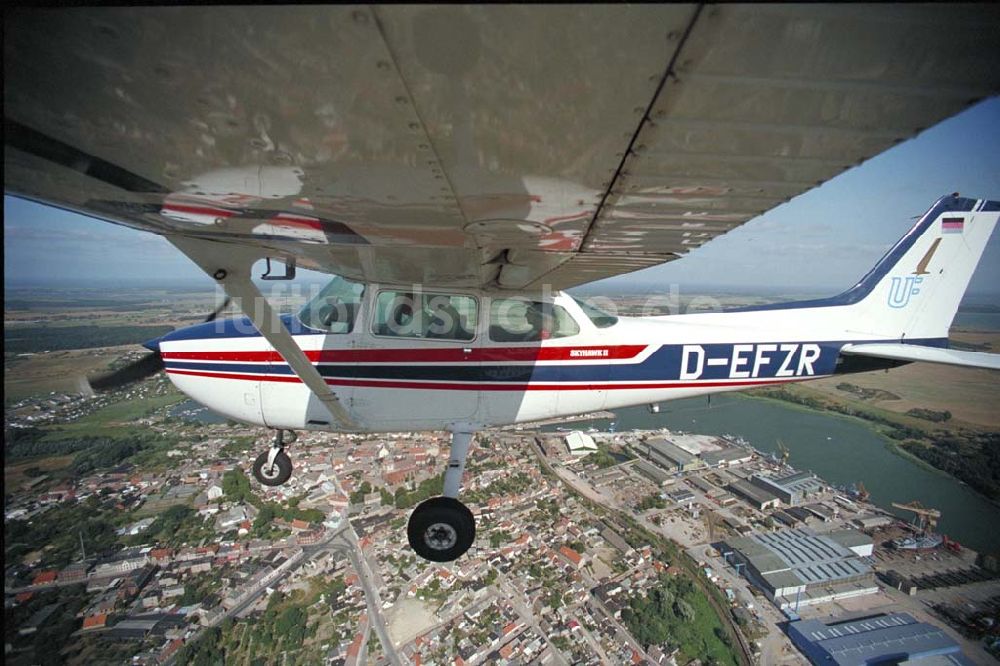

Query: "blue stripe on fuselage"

xmin=162 ymin=338 xmax=947 ymax=383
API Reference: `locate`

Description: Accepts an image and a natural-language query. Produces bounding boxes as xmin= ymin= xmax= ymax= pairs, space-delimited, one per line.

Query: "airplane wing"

xmin=840 ymin=343 xmax=1000 ymax=371
xmin=5 ymin=5 xmax=1000 ymax=290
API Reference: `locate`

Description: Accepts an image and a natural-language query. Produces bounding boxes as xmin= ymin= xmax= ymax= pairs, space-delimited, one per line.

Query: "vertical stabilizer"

xmin=844 ymin=195 xmax=998 ymax=341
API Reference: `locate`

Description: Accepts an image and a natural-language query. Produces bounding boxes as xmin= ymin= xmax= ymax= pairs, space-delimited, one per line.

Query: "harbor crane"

xmin=775 ymin=440 xmax=790 ymax=465
xmin=891 ymin=501 xmax=941 ymax=532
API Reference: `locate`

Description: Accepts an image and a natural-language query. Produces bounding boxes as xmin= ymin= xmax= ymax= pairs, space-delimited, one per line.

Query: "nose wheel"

xmin=407 ymin=430 xmax=478 ymax=562
xmin=251 ymin=430 xmax=295 ymax=486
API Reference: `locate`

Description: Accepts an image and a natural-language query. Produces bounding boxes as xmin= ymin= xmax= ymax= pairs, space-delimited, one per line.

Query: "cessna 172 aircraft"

xmin=5 ymin=5 xmax=1000 ymax=561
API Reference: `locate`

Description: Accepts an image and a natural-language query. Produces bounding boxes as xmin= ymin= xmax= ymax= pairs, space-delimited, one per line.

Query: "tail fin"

xmin=845 ymin=195 xmax=998 ymax=340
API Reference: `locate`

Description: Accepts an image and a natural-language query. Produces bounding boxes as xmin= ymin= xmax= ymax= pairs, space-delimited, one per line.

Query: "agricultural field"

xmin=800 ymin=329 xmax=1000 ymax=430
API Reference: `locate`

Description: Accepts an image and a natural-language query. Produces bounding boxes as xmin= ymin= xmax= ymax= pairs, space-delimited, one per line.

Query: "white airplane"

xmin=5 ymin=6 xmax=1000 ymax=562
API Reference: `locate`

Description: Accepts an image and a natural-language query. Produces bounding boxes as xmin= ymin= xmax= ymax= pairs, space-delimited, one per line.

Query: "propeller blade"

xmin=87 ymin=351 xmax=165 ymax=392
xmin=203 ymin=296 xmax=231 ymax=323
xmin=82 ymin=297 xmax=231 ymax=394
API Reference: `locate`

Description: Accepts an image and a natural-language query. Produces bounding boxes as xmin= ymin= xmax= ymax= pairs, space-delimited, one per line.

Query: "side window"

xmin=297 ymin=276 xmax=364 ymax=333
xmin=489 ymin=298 xmax=580 ymax=342
xmin=372 ymin=291 xmax=477 ymax=341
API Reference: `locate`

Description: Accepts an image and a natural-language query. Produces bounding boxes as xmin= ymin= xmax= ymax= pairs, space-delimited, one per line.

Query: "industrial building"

xmin=853 ymin=514 xmax=893 ymax=530
xmin=787 ymin=612 xmax=973 ymax=665
xmin=632 ymin=459 xmax=671 ymax=486
xmin=701 ymin=446 xmax=754 ymax=468
xmin=750 ymin=471 xmax=822 ymax=505
xmin=721 ymin=527 xmax=876 ymax=609
xmin=643 ymin=437 xmax=705 ymax=473
xmin=564 ymin=431 xmax=598 ymax=456
xmin=727 ymin=478 xmax=781 ymax=511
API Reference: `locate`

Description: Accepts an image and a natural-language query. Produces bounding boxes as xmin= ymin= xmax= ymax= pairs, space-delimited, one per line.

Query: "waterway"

xmin=953 ymin=311 xmax=1000 ymax=330
xmin=542 ymin=393 xmax=1000 ymax=554
xmin=170 ymin=399 xmax=228 ymax=425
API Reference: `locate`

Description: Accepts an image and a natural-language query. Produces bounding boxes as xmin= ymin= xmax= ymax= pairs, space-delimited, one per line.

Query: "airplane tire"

xmin=252 ymin=450 xmax=293 ymax=486
xmin=407 ymin=497 xmax=476 ymax=562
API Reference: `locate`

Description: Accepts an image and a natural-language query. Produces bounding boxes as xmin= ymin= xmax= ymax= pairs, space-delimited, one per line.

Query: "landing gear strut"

xmin=408 ymin=431 xmax=477 ymax=562
xmin=252 ymin=429 xmax=296 ymax=486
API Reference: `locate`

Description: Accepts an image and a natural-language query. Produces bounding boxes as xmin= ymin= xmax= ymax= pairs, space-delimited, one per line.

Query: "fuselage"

xmin=154 ymin=289 xmax=921 ymax=433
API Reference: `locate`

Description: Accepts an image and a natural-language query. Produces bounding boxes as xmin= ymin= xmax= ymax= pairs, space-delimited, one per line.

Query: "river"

xmin=542 ymin=393 xmax=1000 ymax=555
xmin=169 ymin=399 xmax=228 ymax=425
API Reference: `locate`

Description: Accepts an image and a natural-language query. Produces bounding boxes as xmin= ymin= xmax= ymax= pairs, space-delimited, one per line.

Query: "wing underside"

xmin=5 ymin=5 xmax=999 ymax=289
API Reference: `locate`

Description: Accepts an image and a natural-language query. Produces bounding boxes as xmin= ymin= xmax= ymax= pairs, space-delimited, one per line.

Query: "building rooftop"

xmin=725 ymin=527 xmax=872 ymax=590
xmin=788 ymin=612 xmax=973 ymax=666
xmin=664 ymin=434 xmax=722 ymax=455
xmin=645 ymin=437 xmax=698 ymax=465
xmin=827 ymin=529 xmax=874 ymax=551
xmin=702 ymin=446 xmax=752 ymax=466
xmin=772 ymin=470 xmax=824 ymax=494
xmin=564 ymin=431 xmax=597 ymax=454
xmin=728 ymin=479 xmax=780 ymax=507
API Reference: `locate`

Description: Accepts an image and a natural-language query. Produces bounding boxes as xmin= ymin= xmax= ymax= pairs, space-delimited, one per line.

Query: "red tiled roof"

xmin=559 ymin=546 xmax=582 ymax=566
xmin=15 ymin=591 xmax=34 ymax=603
xmin=160 ymin=638 xmax=184 ymax=658
xmin=32 ymin=570 xmax=57 ymax=585
xmin=82 ymin=613 xmax=108 ymax=629
xmin=347 ymin=633 xmax=364 ymax=658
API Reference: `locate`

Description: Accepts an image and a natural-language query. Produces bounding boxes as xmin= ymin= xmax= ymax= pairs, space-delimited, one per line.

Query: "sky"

xmin=4 ymin=98 xmax=1000 ymax=299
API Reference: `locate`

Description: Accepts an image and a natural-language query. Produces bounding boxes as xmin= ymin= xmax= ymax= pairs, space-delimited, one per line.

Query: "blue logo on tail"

xmin=888 ymin=276 xmax=923 ymax=308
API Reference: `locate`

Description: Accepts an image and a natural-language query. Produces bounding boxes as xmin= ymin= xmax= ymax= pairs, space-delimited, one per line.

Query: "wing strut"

xmin=167 ymin=235 xmax=358 ymax=430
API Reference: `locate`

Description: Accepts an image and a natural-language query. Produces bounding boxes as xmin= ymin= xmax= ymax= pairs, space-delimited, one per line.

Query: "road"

xmin=341 ymin=527 xmax=403 ymax=666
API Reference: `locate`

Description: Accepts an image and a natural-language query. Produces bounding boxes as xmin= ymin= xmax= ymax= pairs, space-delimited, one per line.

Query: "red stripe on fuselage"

xmin=164 ymin=367 xmax=803 ymax=391
xmin=161 ymin=345 xmax=648 ymax=363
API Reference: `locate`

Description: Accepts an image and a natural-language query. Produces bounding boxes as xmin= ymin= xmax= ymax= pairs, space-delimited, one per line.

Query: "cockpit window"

xmin=372 ymin=291 xmax=477 ymax=341
xmin=489 ymin=298 xmax=580 ymax=342
xmin=297 ymin=276 xmax=365 ymax=333
xmin=572 ymin=297 xmax=618 ymax=328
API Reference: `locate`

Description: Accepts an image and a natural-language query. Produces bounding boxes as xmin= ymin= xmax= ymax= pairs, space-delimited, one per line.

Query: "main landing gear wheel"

xmin=407 ymin=497 xmax=476 ymax=563
xmin=252 ymin=449 xmax=292 ymax=486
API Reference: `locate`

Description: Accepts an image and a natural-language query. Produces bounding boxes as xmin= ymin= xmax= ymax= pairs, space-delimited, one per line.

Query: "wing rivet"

xmin=352 ymin=10 xmax=369 ymax=24
xmin=213 ymin=269 xmax=228 ymax=281
xmin=376 ymin=60 xmax=391 ymax=71
xmin=395 ymin=96 xmax=409 ymax=105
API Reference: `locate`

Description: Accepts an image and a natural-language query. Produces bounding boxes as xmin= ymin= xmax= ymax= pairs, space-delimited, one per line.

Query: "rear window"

xmin=489 ymin=298 xmax=580 ymax=342
xmin=572 ymin=297 xmax=618 ymax=328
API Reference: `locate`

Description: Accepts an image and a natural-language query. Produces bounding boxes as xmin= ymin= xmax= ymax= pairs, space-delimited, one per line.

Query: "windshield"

xmin=297 ymin=276 xmax=365 ymax=333
xmin=572 ymin=297 xmax=618 ymax=328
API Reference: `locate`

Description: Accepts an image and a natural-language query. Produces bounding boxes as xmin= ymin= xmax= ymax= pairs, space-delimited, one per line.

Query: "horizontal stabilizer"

xmin=840 ymin=343 xmax=1000 ymax=370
